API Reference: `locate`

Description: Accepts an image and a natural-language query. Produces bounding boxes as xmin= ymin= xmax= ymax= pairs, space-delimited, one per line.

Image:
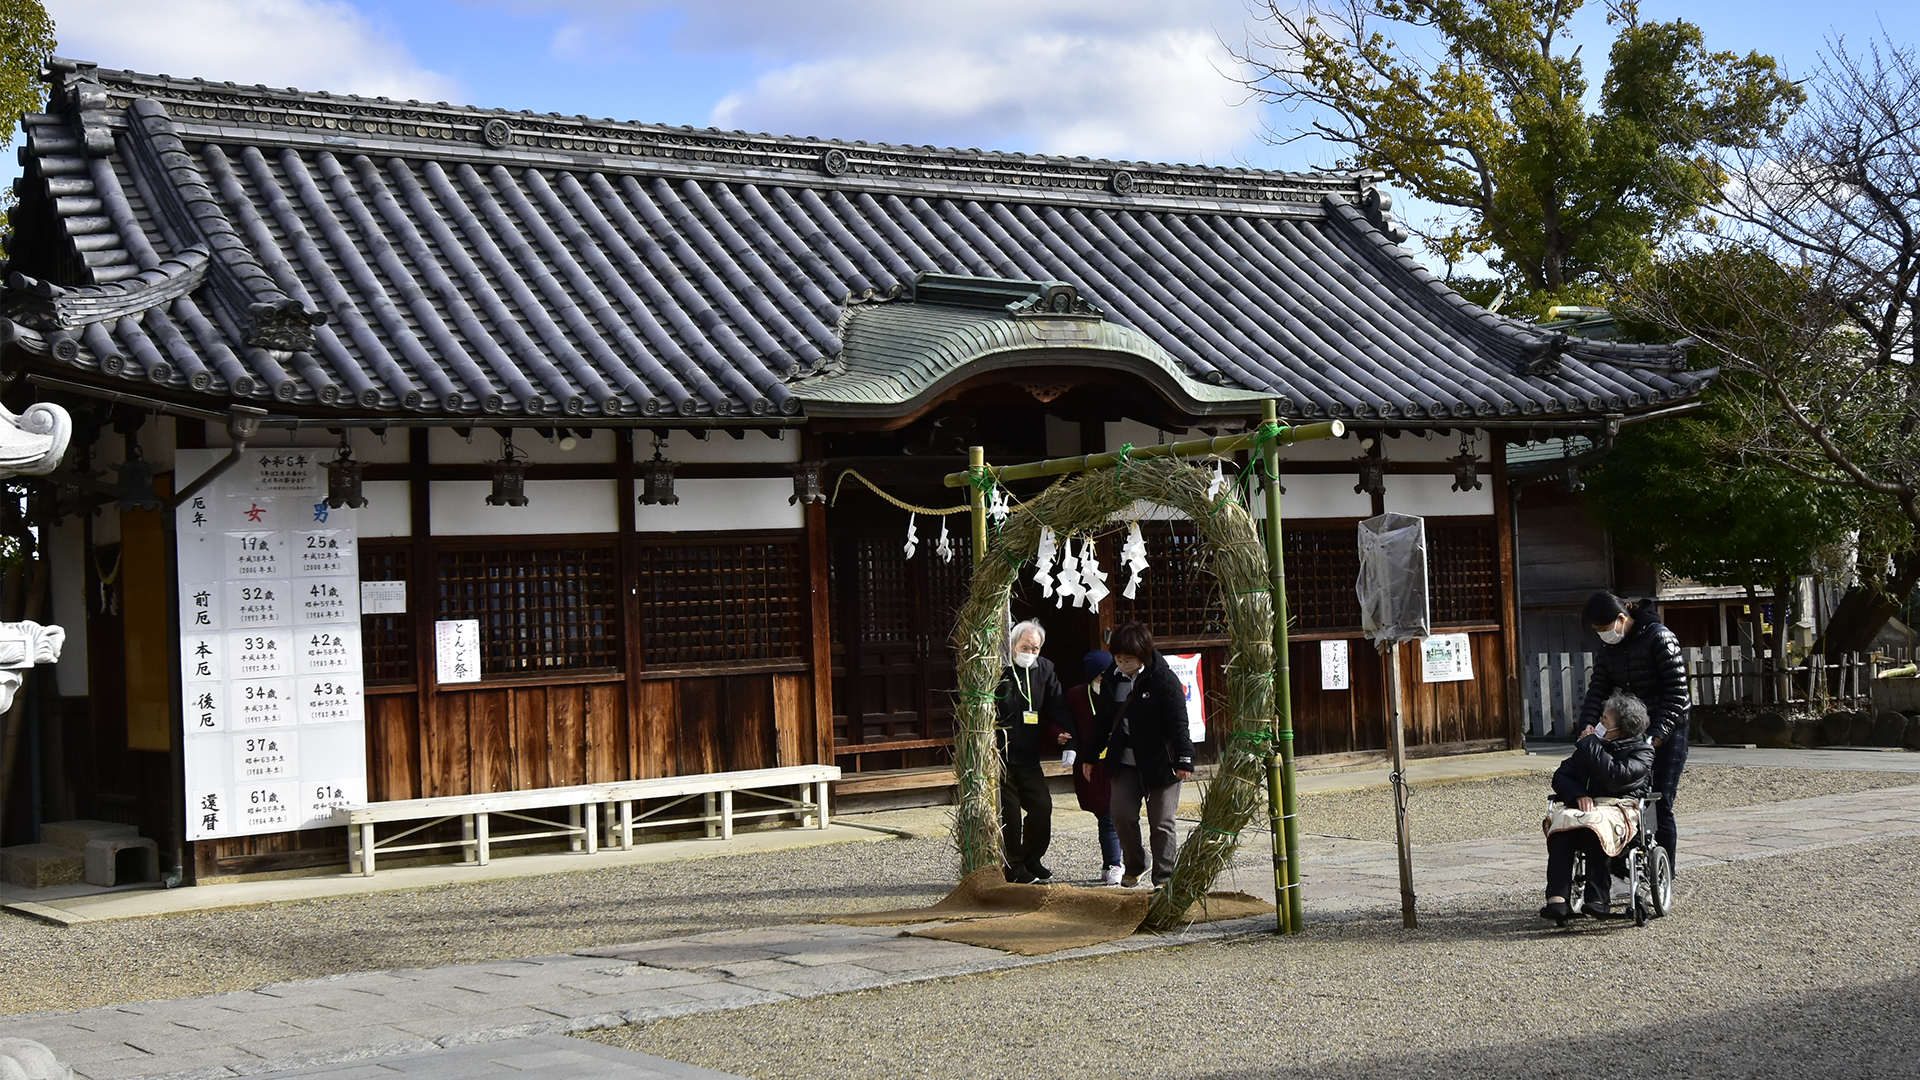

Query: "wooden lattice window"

xmin=1113 ymin=522 xmax=1222 ymax=639
xmin=359 ymin=542 xmax=413 ymax=684
xmin=436 ymin=542 xmax=621 ymax=674
xmin=1284 ymin=527 xmax=1364 ymax=632
xmin=1429 ymin=522 xmax=1499 ymax=625
xmin=636 ymin=534 xmax=805 ymax=666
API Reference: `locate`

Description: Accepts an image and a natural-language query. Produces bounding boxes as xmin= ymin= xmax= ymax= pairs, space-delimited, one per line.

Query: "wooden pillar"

xmin=804 ymin=435 xmax=834 ymax=768
xmin=617 ymin=430 xmax=645 ymax=779
xmin=408 ymin=430 xmax=436 ymax=795
xmin=1490 ymin=434 xmax=1524 ymax=749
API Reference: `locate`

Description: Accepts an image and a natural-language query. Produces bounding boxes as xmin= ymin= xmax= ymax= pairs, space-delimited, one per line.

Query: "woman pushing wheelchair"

xmin=1541 ymin=690 xmax=1654 ymax=922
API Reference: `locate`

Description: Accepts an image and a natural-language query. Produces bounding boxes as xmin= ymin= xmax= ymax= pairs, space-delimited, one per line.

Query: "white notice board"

xmin=177 ymin=450 xmax=367 ymax=841
xmin=1420 ymin=633 xmax=1475 ymax=683
xmin=1320 ymin=640 xmax=1351 ymax=690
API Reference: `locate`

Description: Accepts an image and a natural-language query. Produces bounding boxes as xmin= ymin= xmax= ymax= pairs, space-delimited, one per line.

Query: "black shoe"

xmin=1029 ymin=863 xmax=1053 ymax=881
xmin=1585 ymin=896 xmax=1613 ymax=918
xmin=1007 ymin=867 xmax=1037 ymax=885
xmin=1540 ymin=900 xmax=1572 ymax=921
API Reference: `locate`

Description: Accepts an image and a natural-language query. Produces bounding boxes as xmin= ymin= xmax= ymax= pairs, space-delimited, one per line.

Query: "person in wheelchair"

xmin=1541 ymin=690 xmax=1654 ymax=922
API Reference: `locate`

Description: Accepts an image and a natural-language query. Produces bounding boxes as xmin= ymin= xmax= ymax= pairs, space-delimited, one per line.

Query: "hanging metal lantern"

xmin=1449 ymin=433 xmax=1482 ymax=493
xmin=487 ymin=433 xmax=530 ymax=507
xmin=324 ymin=437 xmax=368 ymax=509
xmin=790 ymin=460 xmax=825 ymax=506
xmin=639 ymin=438 xmax=679 ymax=506
xmin=114 ymin=438 xmax=161 ymax=512
xmin=1352 ymin=441 xmax=1386 ymax=498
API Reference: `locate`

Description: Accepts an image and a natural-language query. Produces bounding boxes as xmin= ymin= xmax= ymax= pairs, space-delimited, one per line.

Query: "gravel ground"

xmin=589 ymin=836 xmax=1920 ymax=1080
xmin=1 ymin=766 xmax=1912 ymax=1018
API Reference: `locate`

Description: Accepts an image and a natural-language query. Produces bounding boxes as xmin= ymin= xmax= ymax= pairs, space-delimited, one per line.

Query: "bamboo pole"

xmin=1260 ymin=400 xmax=1302 ymax=934
xmin=1386 ymin=641 xmax=1417 ymax=929
xmin=968 ymin=445 xmax=987 ymax=569
xmin=942 ymin=422 xmax=1345 ymax=487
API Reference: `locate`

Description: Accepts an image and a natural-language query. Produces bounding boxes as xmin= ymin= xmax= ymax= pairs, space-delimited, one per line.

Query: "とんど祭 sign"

xmin=176 ymin=449 xmax=369 ymax=841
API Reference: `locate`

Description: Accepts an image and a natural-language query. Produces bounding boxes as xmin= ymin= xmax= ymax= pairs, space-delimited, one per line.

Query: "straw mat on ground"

xmin=829 ymin=869 xmax=1050 ymax=925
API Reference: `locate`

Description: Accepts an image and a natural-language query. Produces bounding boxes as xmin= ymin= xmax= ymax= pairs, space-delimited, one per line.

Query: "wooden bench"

xmin=334 ymin=765 xmax=841 ymax=876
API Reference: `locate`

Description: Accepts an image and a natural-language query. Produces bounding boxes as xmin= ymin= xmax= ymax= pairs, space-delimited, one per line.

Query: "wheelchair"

xmin=1554 ymin=792 xmax=1673 ymax=928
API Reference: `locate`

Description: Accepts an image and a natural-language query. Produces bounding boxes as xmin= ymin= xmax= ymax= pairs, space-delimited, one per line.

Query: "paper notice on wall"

xmin=436 ymin=619 xmax=483 ymax=684
xmin=176 ymin=449 xmax=366 ymax=842
xmin=1164 ymin=652 xmax=1207 ymax=743
xmin=360 ymin=580 xmax=406 ymax=615
xmin=1420 ymin=633 xmax=1475 ymax=683
xmin=1320 ymin=639 xmax=1350 ymax=691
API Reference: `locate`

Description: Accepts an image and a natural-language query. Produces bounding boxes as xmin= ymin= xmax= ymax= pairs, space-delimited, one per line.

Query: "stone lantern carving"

xmin=0 ymin=398 xmax=73 ymax=712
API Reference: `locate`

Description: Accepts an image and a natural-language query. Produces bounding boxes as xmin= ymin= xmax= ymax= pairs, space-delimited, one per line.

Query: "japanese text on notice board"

xmin=175 ymin=450 xmax=368 ymax=841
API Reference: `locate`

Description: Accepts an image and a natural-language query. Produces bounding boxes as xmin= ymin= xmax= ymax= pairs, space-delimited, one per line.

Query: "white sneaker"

xmin=1101 ymin=864 xmax=1123 ymax=886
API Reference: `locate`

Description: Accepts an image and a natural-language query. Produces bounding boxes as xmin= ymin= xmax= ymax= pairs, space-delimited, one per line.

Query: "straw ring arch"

xmin=949 ymin=456 xmax=1279 ymax=931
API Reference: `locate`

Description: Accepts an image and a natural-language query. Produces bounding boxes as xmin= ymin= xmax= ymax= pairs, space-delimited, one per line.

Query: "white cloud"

xmin=46 ymin=0 xmax=461 ymax=102
xmin=515 ymin=0 xmax=1259 ymax=163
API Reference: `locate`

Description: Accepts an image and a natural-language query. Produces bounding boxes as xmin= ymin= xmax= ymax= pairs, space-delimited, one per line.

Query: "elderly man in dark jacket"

xmin=1576 ymin=593 xmax=1689 ymax=873
xmin=1543 ymin=689 xmax=1655 ymax=921
xmin=997 ymin=619 xmax=1072 ymax=884
xmin=1083 ymin=622 xmax=1196 ymax=889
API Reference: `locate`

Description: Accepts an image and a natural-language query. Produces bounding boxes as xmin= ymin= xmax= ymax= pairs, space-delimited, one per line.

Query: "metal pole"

xmin=1386 ymin=641 xmax=1417 ymax=928
xmin=968 ymin=446 xmax=987 ymax=569
xmin=1260 ymin=400 xmax=1302 ymax=934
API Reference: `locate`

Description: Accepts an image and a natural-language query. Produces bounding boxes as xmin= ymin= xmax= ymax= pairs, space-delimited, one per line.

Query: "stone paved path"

xmin=7 ymin=782 xmax=1918 ymax=1080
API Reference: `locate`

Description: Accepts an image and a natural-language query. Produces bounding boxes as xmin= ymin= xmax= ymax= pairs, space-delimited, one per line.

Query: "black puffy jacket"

xmin=1084 ymin=652 xmax=1197 ymax=791
xmin=1576 ymin=605 xmax=1690 ymax=742
xmin=1551 ymin=732 xmax=1655 ymax=802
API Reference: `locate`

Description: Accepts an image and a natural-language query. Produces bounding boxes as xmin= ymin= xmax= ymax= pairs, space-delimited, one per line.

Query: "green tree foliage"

xmin=1235 ymin=0 xmax=1801 ymax=307
xmin=1 ymin=0 xmax=56 ymax=236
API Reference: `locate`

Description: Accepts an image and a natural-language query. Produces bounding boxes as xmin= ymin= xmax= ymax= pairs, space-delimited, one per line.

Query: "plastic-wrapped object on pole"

xmin=1357 ymin=512 xmax=1430 ymax=643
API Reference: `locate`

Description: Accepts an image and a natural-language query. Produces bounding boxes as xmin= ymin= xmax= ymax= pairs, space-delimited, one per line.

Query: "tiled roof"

xmin=0 ymin=58 xmax=1711 ymax=426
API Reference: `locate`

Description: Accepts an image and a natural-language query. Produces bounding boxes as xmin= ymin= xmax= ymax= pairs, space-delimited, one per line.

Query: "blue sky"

xmin=16 ymin=1 xmax=1920 ymax=269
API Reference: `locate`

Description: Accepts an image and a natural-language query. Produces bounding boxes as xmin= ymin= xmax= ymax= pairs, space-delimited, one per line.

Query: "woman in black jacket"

xmin=1542 ymin=690 xmax=1655 ymax=920
xmin=1576 ymin=593 xmax=1690 ymax=873
xmin=1081 ymin=622 xmax=1195 ymax=888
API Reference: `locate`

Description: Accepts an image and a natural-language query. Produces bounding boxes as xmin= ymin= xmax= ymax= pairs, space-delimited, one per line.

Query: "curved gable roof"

xmin=0 ymin=58 xmax=1710 ymax=428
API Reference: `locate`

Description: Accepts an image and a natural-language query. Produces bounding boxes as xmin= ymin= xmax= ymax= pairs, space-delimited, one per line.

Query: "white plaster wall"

xmin=1377 ymin=430 xmax=1486 ymax=463
xmin=650 ymin=428 xmax=800 ymax=464
xmin=1275 ymin=431 xmax=1364 ymax=461
xmin=1254 ymin=473 xmax=1376 ymax=520
xmin=47 ymin=518 xmax=89 ymax=696
xmin=359 ymin=481 xmax=412 ymax=537
xmin=1385 ymin=473 xmax=1493 ymax=517
xmin=428 ymin=426 xmax=618 ymax=465
xmin=635 ymin=478 xmax=805 ymax=532
xmin=431 ymin=480 xmax=619 ymax=536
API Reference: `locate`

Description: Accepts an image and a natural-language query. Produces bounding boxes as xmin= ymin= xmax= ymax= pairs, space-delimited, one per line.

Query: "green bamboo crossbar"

xmin=940 ymin=421 xmax=1346 ymax=487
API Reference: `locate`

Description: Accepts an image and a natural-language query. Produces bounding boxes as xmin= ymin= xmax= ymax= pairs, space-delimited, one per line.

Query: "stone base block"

xmin=83 ymin=835 xmax=159 ymax=886
xmin=0 ymin=843 xmax=85 ymax=888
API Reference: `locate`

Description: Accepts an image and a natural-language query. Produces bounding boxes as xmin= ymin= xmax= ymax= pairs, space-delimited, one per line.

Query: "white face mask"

xmin=1598 ymin=623 xmax=1625 ymax=646
xmin=1013 ymin=652 xmax=1039 ymax=669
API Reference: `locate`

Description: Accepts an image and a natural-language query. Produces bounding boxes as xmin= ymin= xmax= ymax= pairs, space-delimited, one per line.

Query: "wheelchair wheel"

xmin=1567 ymin=852 xmax=1588 ymax=918
xmin=1650 ymin=846 xmax=1674 ymax=917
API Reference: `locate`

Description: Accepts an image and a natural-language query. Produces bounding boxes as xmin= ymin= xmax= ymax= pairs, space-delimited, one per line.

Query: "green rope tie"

xmin=1200 ymin=825 xmax=1240 ymax=838
xmin=1115 ymin=442 xmax=1135 ymax=475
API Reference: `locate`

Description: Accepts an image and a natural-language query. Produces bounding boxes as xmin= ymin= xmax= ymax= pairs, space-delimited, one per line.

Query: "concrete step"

xmin=0 ymin=843 xmax=86 ymax=889
xmin=39 ymin=819 xmax=137 ymax=851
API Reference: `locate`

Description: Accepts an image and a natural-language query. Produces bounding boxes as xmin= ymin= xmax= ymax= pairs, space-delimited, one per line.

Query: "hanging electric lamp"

xmin=1449 ymin=432 xmax=1483 ymax=492
xmin=639 ymin=436 xmax=679 ymax=506
xmin=486 ymin=432 xmax=530 ymax=506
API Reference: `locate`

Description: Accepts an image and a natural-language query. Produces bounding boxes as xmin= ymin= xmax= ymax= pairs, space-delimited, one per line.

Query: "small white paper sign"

xmin=1420 ymin=632 xmax=1475 ymax=683
xmin=360 ymin=580 xmax=407 ymax=615
xmin=436 ymin=619 xmax=483 ymax=684
xmin=1320 ymin=639 xmax=1350 ymax=691
xmin=1164 ymin=652 xmax=1207 ymax=742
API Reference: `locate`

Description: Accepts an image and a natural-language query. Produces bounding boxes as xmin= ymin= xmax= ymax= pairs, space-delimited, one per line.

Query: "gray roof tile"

xmin=0 ymin=60 xmax=1710 ymax=426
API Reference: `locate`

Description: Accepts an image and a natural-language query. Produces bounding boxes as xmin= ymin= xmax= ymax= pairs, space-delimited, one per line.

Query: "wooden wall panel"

xmin=546 ymin=687 xmax=587 ymax=787
xmin=469 ymin=690 xmax=512 ymax=794
xmin=510 ymin=686 xmax=549 ymax=789
xmin=724 ymin=675 xmax=777 ymax=772
xmin=635 ymin=680 xmax=677 ymax=779
xmin=366 ymin=693 xmax=420 ymax=801
xmin=675 ymin=678 xmax=724 ymax=776
xmin=585 ymin=683 xmax=626 ymax=783
xmin=773 ymin=673 xmax=811 ymax=767
xmin=425 ymin=692 xmax=468 ymax=797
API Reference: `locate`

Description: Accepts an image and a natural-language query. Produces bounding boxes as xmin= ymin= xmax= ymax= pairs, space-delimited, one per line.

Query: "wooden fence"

xmin=1523 ymin=646 xmax=1911 ymax=736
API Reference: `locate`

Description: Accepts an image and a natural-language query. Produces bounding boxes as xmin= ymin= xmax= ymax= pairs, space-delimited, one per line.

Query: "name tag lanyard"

xmin=1013 ymin=663 xmax=1039 ymax=725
